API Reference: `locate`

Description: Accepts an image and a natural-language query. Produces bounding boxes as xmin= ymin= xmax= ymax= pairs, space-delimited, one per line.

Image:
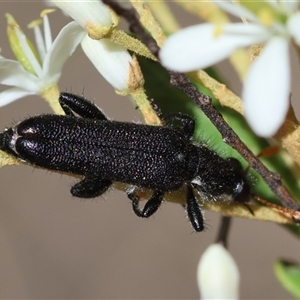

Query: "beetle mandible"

xmin=0 ymin=92 xmax=251 ymax=231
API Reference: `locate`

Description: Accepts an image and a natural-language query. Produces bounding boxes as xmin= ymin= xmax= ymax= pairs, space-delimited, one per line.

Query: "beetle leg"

xmin=186 ymin=186 xmax=205 ymax=232
xmin=59 ymin=92 xmax=108 ymax=120
xmin=71 ymin=177 xmax=112 ymax=198
xmin=128 ymin=190 xmax=164 ymax=218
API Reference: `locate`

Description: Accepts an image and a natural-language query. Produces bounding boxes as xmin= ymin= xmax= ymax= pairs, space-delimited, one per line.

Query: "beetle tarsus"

xmin=128 ymin=190 xmax=164 ymax=218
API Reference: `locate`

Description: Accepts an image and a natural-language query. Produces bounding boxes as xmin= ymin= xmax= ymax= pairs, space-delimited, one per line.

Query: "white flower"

xmin=52 ymin=0 xmax=114 ymax=39
xmin=81 ymin=36 xmax=134 ymax=92
xmin=0 ymin=11 xmax=84 ymax=107
xmin=160 ymin=1 xmax=300 ymax=137
xmin=197 ymin=244 xmax=240 ymax=299
xmin=52 ymin=0 xmax=136 ymax=92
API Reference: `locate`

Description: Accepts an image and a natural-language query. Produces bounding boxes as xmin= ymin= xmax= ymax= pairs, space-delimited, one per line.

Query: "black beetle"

xmin=0 ymin=92 xmax=251 ymax=231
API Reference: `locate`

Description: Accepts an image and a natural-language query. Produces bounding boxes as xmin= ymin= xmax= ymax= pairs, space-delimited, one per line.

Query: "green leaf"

xmin=274 ymin=260 xmax=300 ymax=298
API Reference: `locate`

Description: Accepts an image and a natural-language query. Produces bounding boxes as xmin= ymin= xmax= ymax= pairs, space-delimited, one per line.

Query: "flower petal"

xmin=6 ymin=13 xmax=43 ymax=77
xmin=277 ymin=0 xmax=300 ymax=15
xmin=0 ymin=57 xmax=40 ymax=92
xmin=0 ymin=87 xmax=33 ymax=107
xmin=243 ymin=37 xmax=290 ymax=137
xmin=81 ymin=36 xmax=132 ymax=91
xmin=160 ymin=23 xmax=269 ymax=72
xmin=52 ymin=0 xmax=112 ymax=28
xmin=197 ymin=244 xmax=240 ymax=299
xmin=41 ymin=12 xmax=53 ymax=52
xmin=31 ymin=20 xmax=46 ymax=62
xmin=42 ymin=21 xmax=85 ymax=84
xmin=287 ymin=11 xmax=300 ymax=46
